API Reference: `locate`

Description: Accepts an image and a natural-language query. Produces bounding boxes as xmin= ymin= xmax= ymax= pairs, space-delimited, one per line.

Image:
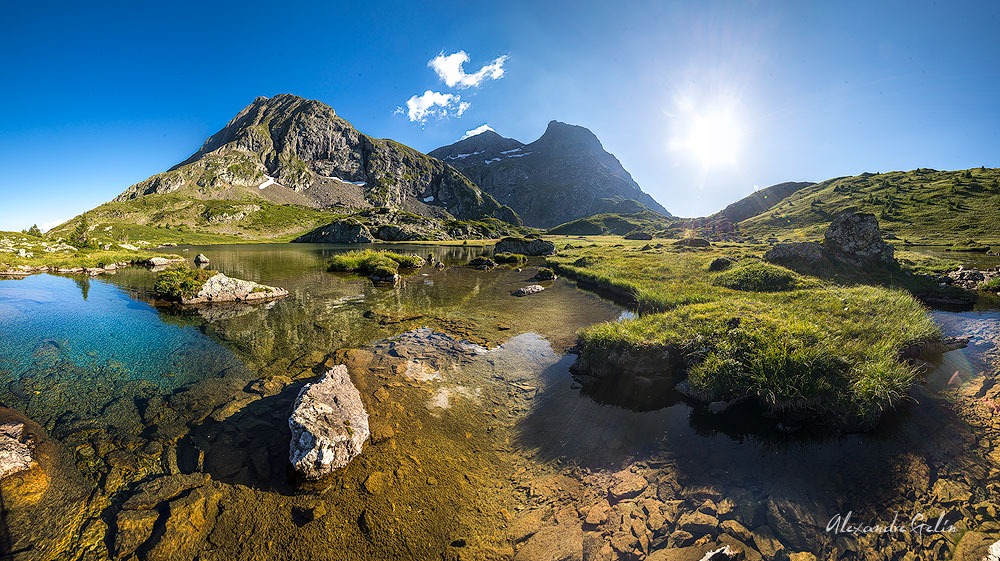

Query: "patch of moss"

xmin=153 ymin=266 xmax=218 ymax=300
xmin=327 ymin=250 xmax=423 ymax=274
xmin=493 ymin=252 xmax=527 ymax=264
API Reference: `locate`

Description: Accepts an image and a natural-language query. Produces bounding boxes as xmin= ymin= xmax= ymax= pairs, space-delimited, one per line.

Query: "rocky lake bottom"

xmin=1 ymin=243 xmax=999 ymax=560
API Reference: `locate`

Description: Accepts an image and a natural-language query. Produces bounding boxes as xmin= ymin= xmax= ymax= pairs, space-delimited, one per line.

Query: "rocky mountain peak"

xmin=428 ymin=129 xmax=524 ymax=161
xmin=112 ymin=94 xmax=520 ymax=226
xmin=430 ymin=119 xmax=669 ymax=227
xmin=530 ymin=120 xmax=604 ymax=153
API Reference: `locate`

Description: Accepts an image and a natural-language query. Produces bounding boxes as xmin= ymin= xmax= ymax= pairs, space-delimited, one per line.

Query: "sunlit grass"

xmin=547 ymin=237 xmax=940 ymax=424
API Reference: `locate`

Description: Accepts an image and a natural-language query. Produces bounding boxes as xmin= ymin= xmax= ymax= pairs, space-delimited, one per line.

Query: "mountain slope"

xmin=113 ymin=94 xmax=519 ymax=225
xmin=685 ymin=181 xmax=815 ymax=239
xmin=739 ymin=168 xmax=1000 ymax=243
xmin=430 ymin=121 xmax=669 ymax=227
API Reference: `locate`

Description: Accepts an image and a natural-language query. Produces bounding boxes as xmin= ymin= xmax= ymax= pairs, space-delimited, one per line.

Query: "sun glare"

xmin=688 ymin=110 xmax=742 ymax=167
xmin=670 ymin=99 xmax=745 ymax=170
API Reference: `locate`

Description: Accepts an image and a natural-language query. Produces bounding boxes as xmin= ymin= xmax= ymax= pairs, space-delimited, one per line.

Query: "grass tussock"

xmin=327 ymin=249 xmax=424 ymax=276
xmin=711 ymin=261 xmax=807 ymax=292
xmin=153 ymin=266 xmax=217 ymax=300
xmin=493 ymin=252 xmax=527 ymax=264
xmin=981 ymin=277 xmax=1000 ymax=291
xmin=549 ymin=237 xmax=940 ymax=424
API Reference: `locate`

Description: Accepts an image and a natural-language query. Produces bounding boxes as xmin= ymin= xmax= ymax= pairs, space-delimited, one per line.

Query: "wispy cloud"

xmin=429 ymin=51 xmax=508 ymax=89
xmin=461 ymin=124 xmax=495 ymax=139
xmin=401 ymin=90 xmax=469 ymax=123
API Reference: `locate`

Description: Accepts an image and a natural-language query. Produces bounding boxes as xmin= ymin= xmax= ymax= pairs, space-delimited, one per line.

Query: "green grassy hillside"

xmin=547 ymin=209 xmax=679 ymax=236
xmin=47 ymin=194 xmax=341 ymax=246
xmin=739 ymin=167 xmax=1000 ymax=245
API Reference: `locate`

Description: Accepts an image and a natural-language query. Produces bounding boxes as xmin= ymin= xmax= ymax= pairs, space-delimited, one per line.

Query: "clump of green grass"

xmin=468 ymin=256 xmax=497 ymax=270
xmin=549 ymin=236 xmax=940 ymax=426
xmin=154 ymin=266 xmax=217 ymax=300
xmin=712 ymin=262 xmax=804 ymax=292
xmin=707 ymin=256 xmax=734 ymax=272
xmin=948 ymin=239 xmax=992 ymax=252
xmin=981 ymin=277 xmax=1000 ymax=291
xmin=327 ymin=250 xmax=423 ymax=274
xmin=896 ymin=251 xmax=961 ymax=275
xmin=493 ymin=252 xmax=527 ymax=264
xmin=534 ymin=267 xmax=557 ymax=280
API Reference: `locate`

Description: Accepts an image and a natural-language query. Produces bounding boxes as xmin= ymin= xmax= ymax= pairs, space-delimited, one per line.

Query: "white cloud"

xmin=404 ymin=90 xmax=469 ymax=122
xmin=429 ymin=51 xmax=507 ymax=89
xmin=461 ymin=124 xmax=495 ymax=140
xmin=39 ymin=218 xmax=67 ymax=233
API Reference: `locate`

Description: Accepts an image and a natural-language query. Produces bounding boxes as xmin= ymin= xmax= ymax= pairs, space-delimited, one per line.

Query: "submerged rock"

xmin=513 ymin=284 xmax=546 ymax=297
xmin=181 ymin=272 xmax=288 ymax=304
xmin=148 ymin=256 xmax=186 ymax=267
xmin=288 ymin=365 xmax=370 ymax=479
xmin=0 ymin=422 xmax=35 ymax=478
xmin=468 ymin=256 xmax=498 ymax=270
xmin=495 ymin=236 xmax=556 ymax=256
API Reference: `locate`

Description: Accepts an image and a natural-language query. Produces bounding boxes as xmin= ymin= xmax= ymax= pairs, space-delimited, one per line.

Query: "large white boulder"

xmin=288 ymin=365 xmax=369 ymax=479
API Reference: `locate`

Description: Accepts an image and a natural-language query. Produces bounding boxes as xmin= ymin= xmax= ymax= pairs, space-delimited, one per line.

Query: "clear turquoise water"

xmin=0 ymin=273 xmax=250 ymax=388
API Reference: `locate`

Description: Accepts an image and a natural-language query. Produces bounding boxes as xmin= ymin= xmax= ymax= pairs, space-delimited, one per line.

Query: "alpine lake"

xmin=1 ymin=243 xmax=999 ymax=561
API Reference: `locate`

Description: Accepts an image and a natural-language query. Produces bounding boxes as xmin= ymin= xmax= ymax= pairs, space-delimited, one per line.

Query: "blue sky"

xmin=2 ymin=1 xmax=998 ymax=231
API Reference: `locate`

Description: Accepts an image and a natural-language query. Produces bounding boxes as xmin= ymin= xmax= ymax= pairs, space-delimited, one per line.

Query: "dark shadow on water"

xmin=176 ymin=382 xmax=307 ymax=496
xmin=515 ymin=352 xmax=987 ymax=531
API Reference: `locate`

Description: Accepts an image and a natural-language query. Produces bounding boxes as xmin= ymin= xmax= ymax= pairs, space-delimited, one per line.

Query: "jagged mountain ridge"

xmin=430 ymin=121 xmax=669 ymax=227
xmin=113 ymin=94 xmax=519 ymax=225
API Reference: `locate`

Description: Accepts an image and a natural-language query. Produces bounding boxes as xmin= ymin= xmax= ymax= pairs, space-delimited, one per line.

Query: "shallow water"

xmin=908 ymin=245 xmax=1000 ymax=270
xmin=1 ymin=243 xmax=999 ymax=560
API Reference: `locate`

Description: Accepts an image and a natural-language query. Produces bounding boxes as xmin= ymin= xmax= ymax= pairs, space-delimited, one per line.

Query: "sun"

xmin=686 ymin=109 xmax=743 ymax=168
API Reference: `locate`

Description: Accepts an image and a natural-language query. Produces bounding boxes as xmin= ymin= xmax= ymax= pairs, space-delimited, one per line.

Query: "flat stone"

xmin=751 ymin=525 xmax=785 ymax=558
xmin=513 ymin=284 xmax=546 ymax=297
xmin=677 ymin=510 xmax=718 ymax=535
xmin=114 ymin=508 xmax=160 ymax=558
xmin=289 ymin=365 xmax=370 ymax=479
xmin=609 ymin=470 xmax=647 ymax=501
xmin=513 ymin=523 xmax=583 ymax=561
xmin=121 ymin=473 xmax=211 ymax=510
xmin=510 ymin=507 xmax=551 ymax=543
xmin=0 ymin=423 xmax=35 ymax=478
xmin=181 ymin=272 xmax=288 ymax=304
xmin=585 ymin=502 xmax=610 ymax=526
xmin=932 ymin=478 xmax=973 ymax=503
xmin=145 ymin=484 xmax=222 ymax=559
xmin=720 ymin=519 xmax=753 ymax=543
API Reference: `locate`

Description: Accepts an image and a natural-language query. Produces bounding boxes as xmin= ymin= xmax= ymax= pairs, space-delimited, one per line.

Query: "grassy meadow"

xmin=543 ymin=235 xmax=942 ymax=425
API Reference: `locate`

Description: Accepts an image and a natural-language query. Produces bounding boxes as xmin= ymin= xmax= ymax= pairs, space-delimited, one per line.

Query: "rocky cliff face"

xmin=113 ymin=94 xmax=519 ymax=225
xmin=430 ymin=121 xmax=669 ymax=227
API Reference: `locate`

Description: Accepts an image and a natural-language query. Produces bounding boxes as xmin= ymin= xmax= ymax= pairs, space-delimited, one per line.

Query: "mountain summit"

xmin=113 ymin=94 xmax=518 ymax=224
xmin=430 ymin=121 xmax=669 ymax=227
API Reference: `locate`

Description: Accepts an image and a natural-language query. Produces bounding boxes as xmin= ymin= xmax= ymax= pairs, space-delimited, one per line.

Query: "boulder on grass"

xmin=495 ymin=237 xmax=556 ymax=256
